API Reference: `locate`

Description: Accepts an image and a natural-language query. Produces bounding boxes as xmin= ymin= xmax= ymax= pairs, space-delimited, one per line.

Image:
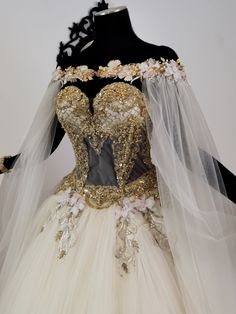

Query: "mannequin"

xmin=56 ymin=6 xmax=179 ymax=101
xmin=0 ymin=5 xmax=236 ymax=313
xmin=1 ymin=4 xmax=235 ymax=203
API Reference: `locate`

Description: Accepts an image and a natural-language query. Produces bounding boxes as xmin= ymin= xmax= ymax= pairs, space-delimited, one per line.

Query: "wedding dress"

xmin=0 ymin=58 xmax=235 ymax=314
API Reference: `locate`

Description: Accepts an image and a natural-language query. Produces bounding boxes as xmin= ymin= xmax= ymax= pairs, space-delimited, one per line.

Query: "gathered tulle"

xmin=142 ymin=75 xmax=236 ymax=314
xmin=0 ymin=194 xmax=186 ymax=314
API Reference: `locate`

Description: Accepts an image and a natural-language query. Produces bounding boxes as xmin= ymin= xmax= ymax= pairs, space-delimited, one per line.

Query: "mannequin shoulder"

xmin=159 ymin=45 xmax=179 ymax=61
xmin=144 ymin=43 xmax=179 ymax=61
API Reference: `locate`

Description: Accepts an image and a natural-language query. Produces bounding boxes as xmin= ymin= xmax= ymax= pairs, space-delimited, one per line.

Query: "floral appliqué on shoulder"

xmin=52 ymin=58 xmax=186 ymax=85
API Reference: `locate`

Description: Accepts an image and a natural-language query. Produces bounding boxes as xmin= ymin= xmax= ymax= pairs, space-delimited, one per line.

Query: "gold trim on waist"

xmin=54 ymin=168 xmax=159 ymax=209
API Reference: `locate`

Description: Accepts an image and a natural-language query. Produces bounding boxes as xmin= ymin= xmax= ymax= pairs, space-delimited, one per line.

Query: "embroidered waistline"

xmin=54 ymin=168 xmax=159 ymax=209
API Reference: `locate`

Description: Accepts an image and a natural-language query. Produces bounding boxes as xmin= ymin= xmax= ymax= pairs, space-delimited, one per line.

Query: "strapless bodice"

xmin=54 ymin=81 xmax=158 ymax=208
xmin=52 ymin=58 xmax=185 ymax=208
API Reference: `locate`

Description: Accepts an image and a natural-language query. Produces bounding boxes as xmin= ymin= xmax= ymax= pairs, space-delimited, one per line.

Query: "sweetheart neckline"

xmin=56 ymin=82 xmax=145 ymax=118
xmin=61 ymin=80 xmax=142 ymax=101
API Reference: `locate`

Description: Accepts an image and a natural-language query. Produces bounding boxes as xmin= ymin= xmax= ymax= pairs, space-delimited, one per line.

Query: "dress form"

xmin=63 ymin=6 xmax=178 ymax=103
xmin=71 ymin=6 xmax=178 ymax=70
xmin=2 ymin=5 xmax=235 ymax=205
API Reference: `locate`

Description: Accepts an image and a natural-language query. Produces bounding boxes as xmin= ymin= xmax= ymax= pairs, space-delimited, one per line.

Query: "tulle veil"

xmin=142 ymin=70 xmax=236 ymax=313
xmin=0 ymin=58 xmax=236 ymax=314
xmin=0 ymin=78 xmax=62 ymax=289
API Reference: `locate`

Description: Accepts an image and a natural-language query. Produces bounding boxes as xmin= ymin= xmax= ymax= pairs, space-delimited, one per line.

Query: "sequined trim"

xmin=52 ymin=58 xmax=186 ymax=85
xmin=54 ymin=168 xmax=159 ymax=209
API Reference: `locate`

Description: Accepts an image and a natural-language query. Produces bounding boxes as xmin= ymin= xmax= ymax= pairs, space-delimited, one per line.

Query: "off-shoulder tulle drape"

xmin=142 ymin=75 xmax=236 ymax=314
xmin=0 ymin=79 xmax=62 ymax=290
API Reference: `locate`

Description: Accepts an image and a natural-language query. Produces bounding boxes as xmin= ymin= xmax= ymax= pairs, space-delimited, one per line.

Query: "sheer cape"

xmin=142 ymin=71 xmax=236 ymax=313
xmin=0 ymin=58 xmax=236 ymax=314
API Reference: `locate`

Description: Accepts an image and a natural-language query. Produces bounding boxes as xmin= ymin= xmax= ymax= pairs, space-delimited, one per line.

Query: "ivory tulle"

xmin=0 ymin=194 xmax=186 ymax=314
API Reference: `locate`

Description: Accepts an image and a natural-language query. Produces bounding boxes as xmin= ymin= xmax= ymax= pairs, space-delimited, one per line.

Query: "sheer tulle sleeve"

xmin=0 ymin=78 xmax=62 ymax=289
xmin=142 ymin=60 xmax=236 ymax=314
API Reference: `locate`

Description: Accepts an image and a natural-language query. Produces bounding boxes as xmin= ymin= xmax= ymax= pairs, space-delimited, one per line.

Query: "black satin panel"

xmin=127 ymin=155 xmax=153 ymax=184
xmin=85 ymin=138 xmax=118 ymax=186
xmin=81 ymin=137 xmax=152 ymax=186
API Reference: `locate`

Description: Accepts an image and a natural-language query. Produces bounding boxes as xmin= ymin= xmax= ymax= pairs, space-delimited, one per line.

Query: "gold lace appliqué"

xmin=54 ymin=168 xmax=159 ymax=209
xmin=114 ymin=194 xmax=171 ymax=275
xmin=39 ymin=188 xmax=171 ymax=275
xmin=55 ymin=82 xmax=149 ymax=189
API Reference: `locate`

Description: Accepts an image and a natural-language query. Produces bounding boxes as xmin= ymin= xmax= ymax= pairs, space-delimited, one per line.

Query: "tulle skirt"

xmin=0 ymin=190 xmax=186 ymax=314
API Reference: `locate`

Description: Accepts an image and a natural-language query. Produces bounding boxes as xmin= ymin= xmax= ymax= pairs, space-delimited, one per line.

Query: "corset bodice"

xmin=52 ymin=58 xmax=185 ymax=207
xmin=54 ymin=82 xmax=158 ymax=207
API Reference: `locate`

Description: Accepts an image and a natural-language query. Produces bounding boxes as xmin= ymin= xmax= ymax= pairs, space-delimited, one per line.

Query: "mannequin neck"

xmin=94 ymin=7 xmax=139 ymax=44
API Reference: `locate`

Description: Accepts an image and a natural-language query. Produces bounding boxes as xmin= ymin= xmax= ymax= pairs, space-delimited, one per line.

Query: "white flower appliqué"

xmin=39 ymin=189 xmax=171 ymax=272
xmin=107 ymin=59 xmax=121 ymax=68
xmin=39 ymin=188 xmax=86 ymax=260
xmin=52 ymin=58 xmax=187 ymax=85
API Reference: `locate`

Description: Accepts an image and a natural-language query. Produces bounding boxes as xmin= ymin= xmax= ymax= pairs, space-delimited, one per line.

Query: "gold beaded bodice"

xmin=54 ymin=81 xmax=158 ymax=206
xmin=38 ymin=58 xmax=186 ymax=269
xmin=52 ymin=58 xmax=185 ymax=208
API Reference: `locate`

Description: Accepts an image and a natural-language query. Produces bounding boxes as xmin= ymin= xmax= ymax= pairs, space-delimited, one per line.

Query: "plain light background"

xmin=0 ymin=0 xmax=235 ymax=192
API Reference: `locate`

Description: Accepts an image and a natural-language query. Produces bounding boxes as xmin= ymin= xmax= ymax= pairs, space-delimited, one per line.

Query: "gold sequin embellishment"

xmin=55 ymin=168 xmax=159 ymax=209
xmin=38 ymin=70 xmax=174 ymax=274
xmin=55 ymin=82 xmax=152 ymax=192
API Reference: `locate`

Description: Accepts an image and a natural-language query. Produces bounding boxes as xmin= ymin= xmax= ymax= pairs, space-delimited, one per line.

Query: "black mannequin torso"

xmin=52 ymin=6 xmax=178 ymax=151
xmin=62 ymin=7 xmax=178 ymax=99
xmin=3 ymin=6 xmax=236 ymax=203
xmin=49 ymin=6 xmax=178 ymax=152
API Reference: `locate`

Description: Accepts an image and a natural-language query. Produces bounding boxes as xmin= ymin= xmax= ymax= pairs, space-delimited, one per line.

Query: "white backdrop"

xmin=0 ymin=0 xmax=235 ymax=192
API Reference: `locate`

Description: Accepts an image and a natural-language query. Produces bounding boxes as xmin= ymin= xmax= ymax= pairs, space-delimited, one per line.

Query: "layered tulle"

xmin=142 ymin=73 xmax=236 ymax=314
xmin=0 ymin=79 xmax=61 ymax=289
xmin=0 ymin=193 xmax=186 ymax=314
